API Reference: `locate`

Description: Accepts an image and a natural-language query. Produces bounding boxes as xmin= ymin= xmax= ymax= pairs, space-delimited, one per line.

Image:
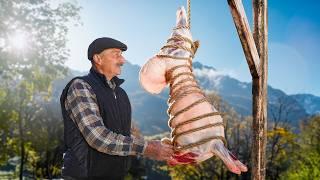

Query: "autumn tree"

xmin=266 ymin=96 xmax=298 ymax=179
xmin=0 ymin=0 xmax=80 ymax=178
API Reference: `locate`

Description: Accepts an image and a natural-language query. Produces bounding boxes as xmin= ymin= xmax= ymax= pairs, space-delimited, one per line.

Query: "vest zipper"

xmin=114 ymin=88 xmax=124 ymax=132
xmin=109 ymin=80 xmax=117 ymax=99
xmin=113 ymin=90 xmax=117 ymax=99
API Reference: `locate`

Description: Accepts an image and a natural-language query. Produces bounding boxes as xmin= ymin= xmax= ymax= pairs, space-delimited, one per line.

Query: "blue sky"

xmin=66 ymin=0 xmax=320 ymax=96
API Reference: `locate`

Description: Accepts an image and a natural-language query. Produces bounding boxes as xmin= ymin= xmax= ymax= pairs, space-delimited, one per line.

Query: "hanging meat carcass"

xmin=139 ymin=7 xmax=247 ymax=174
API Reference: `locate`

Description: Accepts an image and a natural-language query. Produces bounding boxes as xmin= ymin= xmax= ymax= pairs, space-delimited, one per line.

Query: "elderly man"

xmin=60 ymin=37 xmax=173 ymax=180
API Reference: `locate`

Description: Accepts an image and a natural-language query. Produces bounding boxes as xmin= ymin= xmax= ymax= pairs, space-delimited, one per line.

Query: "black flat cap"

xmin=87 ymin=37 xmax=127 ymax=60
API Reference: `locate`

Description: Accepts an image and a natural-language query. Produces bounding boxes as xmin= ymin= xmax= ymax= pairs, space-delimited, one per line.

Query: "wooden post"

xmin=227 ymin=0 xmax=260 ymax=78
xmin=252 ymin=0 xmax=268 ymax=179
xmin=227 ymin=0 xmax=268 ymax=179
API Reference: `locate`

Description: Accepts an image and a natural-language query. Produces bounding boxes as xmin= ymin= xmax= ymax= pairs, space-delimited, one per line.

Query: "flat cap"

xmin=87 ymin=37 xmax=127 ymax=60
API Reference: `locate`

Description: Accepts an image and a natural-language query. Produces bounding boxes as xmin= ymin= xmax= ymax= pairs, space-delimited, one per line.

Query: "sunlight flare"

xmin=9 ymin=31 xmax=29 ymax=51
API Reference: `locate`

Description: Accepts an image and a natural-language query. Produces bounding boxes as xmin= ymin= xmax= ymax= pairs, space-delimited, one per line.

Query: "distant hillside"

xmin=193 ymin=62 xmax=309 ymax=127
xmin=290 ymin=94 xmax=320 ymax=115
xmin=52 ymin=61 xmax=318 ymax=134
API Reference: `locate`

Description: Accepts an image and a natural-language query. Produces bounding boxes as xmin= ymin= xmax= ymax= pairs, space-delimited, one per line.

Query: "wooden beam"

xmin=251 ymin=0 xmax=268 ymax=179
xmin=227 ymin=0 xmax=260 ymax=78
xmin=227 ymin=0 xmax=268 ymax=179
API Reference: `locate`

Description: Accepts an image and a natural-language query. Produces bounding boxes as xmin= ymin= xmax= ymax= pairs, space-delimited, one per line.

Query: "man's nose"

xmin=120 ymin=56 xmax=126 ymax=64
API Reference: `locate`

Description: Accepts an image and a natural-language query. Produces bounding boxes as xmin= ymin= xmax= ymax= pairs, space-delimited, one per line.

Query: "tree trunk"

xmin=251 ymin=0 xmax=268 ymax=179
xmin=19 ymin=116 xmax=25 ymax=180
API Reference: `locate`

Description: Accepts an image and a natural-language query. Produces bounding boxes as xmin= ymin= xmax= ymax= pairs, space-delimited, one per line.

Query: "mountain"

xmin=290 ymin=94 xmax=320 ymax=115
xmin=192 ymin=62 xmax=309 ymax=127
xmin=53 ymin=61 xmax=318 ymax=135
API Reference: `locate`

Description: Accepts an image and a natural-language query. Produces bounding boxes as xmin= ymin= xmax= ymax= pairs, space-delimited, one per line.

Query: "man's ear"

xmin=92 ymin=54 xmax=101 ymax=65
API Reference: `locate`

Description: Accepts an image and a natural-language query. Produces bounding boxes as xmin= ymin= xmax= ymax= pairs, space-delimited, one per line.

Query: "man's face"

xmin=96 ymin=48 xmax=125 ymax=78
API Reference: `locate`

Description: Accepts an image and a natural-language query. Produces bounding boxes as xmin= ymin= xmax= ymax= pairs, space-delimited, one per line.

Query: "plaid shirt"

xmin=65 ymin=79 xmax=147 ymax=156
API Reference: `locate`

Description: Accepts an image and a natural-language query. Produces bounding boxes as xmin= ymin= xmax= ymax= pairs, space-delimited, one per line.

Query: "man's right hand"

xmin=143 ymin=140 xmax=174 ymax=161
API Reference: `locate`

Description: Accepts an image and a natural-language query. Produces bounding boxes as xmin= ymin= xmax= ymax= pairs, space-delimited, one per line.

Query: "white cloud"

xmin=193 ymin=67 xmax=227 ymax=87
xmin=238 ymin=82 xmax=248 ymax=89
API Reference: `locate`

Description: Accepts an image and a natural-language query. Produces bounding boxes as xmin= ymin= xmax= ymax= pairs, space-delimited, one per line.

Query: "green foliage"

xmin=0 ymin=0 xmax=80 ymax=80
xmin=266 ymin=127 xmax=297 ymax=179
xmin=168 ymin=164 xmax=202 ymax=180
xmin=0 ymin=0 xmax=80 ymax=178
xmin=280 ymin=116 xmax=320 ymax=179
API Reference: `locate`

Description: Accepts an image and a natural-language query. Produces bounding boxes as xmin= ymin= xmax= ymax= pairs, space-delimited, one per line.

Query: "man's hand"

xmin=143 ymin=140 xmax=174 ymax=161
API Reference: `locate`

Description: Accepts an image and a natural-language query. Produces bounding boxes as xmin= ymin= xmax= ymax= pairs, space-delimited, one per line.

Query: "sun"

xmin=9 ymin=31 xmax=28 ymax=51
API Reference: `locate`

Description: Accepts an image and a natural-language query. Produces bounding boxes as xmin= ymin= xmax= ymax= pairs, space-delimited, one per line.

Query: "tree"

xmin=26 ymin=100 xmax=64 ymax=178
xmin=266 ymin=127 xmax=296 ymax=180
xmin=281 ymin=116 xmax=320 ymax=179
xmin=267 ymin=96 xmax=298 ymax=179
xmin=0 ymin=0 xmax=80 ymax=178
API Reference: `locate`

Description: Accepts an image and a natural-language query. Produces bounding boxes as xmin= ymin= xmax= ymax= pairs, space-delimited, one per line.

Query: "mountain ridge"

xmin=54 ymin=61 xmax=317 ymax=134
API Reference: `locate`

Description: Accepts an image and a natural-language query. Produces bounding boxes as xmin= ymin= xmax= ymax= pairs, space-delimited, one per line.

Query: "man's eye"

xmin=113 ymin=52 xmax=122 ymax=57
